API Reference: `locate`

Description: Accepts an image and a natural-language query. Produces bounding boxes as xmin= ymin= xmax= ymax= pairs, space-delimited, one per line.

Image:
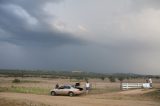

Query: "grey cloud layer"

xmin=0 ymin=0 xmax=83 ymax=47
xmin=132 ymin=0 xmax=160 ymax=10
xmin=0 ymin=0 xmax=160 ymax=75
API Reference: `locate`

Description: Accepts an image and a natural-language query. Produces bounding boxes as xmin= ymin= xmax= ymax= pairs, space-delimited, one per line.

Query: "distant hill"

xmin=0 ymin=69 xmax=159 ymax=79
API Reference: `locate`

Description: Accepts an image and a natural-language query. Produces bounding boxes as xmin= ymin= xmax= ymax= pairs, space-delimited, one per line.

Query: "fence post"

xmin=127 ymin=83 xmax=128 ymax=89
xmin=120 ymin=83 xmax=122 ymax=90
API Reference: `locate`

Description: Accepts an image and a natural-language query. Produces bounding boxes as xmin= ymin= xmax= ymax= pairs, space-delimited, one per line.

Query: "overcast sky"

xmin=0 ymin=0 xmax=160 ymax=75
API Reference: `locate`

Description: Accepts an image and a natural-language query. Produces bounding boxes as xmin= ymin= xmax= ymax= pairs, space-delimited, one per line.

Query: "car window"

xmin=64 ymin=86 xmax=71 ymax=89
xmin=58 ymin=86 xmax=64 ymax=89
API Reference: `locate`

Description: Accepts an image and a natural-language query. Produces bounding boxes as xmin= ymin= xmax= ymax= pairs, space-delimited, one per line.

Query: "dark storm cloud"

xmin=0 ymin=0 xmax=160 ymax=75
xmin=0 ymin=0 xmax=83 ymax=47
xmin=0 ymin=0 xmax=60 ymax=19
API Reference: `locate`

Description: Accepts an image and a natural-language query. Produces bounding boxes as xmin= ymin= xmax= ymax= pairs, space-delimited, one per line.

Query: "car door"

xmin=63 ymin=86 xmax=71 ymax=95
xmin=56 ymin=86 xmax=65 ymax=95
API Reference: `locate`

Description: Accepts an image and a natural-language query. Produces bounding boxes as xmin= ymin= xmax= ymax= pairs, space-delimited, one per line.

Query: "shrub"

xmin=108 ymin=76 xmax=116 ymax=82
xmin=12 ymin=78 xmax=20 ymax=83
xmin=100 ymin=76 xmax=105 ymax=81
xmin=117 ymin=77 xmax=125 ymax=83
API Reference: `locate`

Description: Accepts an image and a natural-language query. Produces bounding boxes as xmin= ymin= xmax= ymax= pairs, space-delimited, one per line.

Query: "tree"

xmin=108 ymin=76 xmax=116 ymax=82
xmin=118 ymin=77 xmax=125 ymax=90
xmin=118 ymin=77 xmax=125 ymax=83
xmin=84 ymin=77 xmax=88 ymax=82
xmin=12 ymin=78 xmax=20 ymax=83
xmin=100 ymin=76 xmax=105 ymax=81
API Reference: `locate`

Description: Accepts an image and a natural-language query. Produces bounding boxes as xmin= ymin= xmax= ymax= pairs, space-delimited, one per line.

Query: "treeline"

xmin=0 ymin=69 xmax=105 ymax=78
xmin=0 ymin=69 xmax=160 ymax=81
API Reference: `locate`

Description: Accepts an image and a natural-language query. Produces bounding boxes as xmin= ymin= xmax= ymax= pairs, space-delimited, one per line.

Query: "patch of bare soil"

xmin=118 ymin=89 xmax=155 ymax=95
xmin=85 ymin=89 xmax=156 ymax=101
xmin=0 ymin=91 xmax=159 ymax=106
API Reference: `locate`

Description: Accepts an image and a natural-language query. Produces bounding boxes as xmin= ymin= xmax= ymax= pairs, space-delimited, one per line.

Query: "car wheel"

xmin=68 ymin=92 xmax=74 ymax=97
xmin=51 ymin=91 xmax=56 ymax=96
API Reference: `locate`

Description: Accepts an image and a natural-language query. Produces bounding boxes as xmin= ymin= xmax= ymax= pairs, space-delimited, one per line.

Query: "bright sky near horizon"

xmin=0 ymin=0 xmax=160 ymax=75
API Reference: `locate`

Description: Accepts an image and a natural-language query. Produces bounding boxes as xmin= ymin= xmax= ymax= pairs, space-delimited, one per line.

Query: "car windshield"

xmin=58 ymin=85 xmax=71 ymax=89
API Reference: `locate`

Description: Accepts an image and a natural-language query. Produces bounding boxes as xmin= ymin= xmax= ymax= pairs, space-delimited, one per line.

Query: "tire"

xmin=68 ymin=92 xmax=74 ymax=97
xmin=51 ymin=91 xmax=56 ymax=96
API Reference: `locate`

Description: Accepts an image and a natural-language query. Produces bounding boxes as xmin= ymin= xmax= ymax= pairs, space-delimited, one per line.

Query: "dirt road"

xmin=0 ymin=90 xmax=159 ymax=106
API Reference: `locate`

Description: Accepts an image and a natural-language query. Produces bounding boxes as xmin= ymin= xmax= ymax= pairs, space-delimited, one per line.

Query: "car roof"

xmin=59 ymin=85 xmax=72 ymax=87
xmin=62 ymin=84 xmax=74 ymax=86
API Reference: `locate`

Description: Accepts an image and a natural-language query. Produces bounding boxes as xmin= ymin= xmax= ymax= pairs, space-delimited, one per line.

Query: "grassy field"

xmin=0 ymin=77 xmax=160 ymax=106
xmin=0 ymin=77 xmax=122 ymax=94
xmin=0 ymin=77 xmax=160 ymax=94
xmin=0 ymin=86 xmax=50 ymax=95
xmin=143 ymin=89 xmax=160 ymax=101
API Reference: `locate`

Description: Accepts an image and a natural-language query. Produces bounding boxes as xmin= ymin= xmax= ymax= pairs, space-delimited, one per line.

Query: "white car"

xmin=50 ymin=85 xmax=84 ymax=96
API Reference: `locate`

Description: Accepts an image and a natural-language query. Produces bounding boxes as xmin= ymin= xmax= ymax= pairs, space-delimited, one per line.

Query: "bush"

xmin=12 ymin=78 xmax=20 ymax=83
xmin=108 ymin=76 xmax=116 ymax=82
xmin=100 ymin=76 xmax=105 ymax=81
xmin=117 ymin=77 xmax=125 ymax=83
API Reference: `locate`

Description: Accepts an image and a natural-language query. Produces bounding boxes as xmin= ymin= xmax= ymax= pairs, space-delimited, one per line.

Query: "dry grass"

xmin=142 ymin=89 xmax=160 ymax=101
xmin=0 ymin=77 xmax=160 ymax=106
xmin=0 ymin=77 xmax=160 ymax=95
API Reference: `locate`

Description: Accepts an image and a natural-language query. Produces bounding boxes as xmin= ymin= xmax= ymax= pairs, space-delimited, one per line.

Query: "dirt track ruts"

xmin=0 ymin=91 xmax=159 ymax=106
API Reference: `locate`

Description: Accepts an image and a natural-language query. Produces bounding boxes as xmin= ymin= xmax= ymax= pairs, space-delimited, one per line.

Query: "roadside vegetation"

xmin=143 ymin=89 xmax=160 ymax=101
xmin=12 ymin=78 xmax=40 ymax=83
xmin=0 ymin=86 xmax=50 ymax=95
